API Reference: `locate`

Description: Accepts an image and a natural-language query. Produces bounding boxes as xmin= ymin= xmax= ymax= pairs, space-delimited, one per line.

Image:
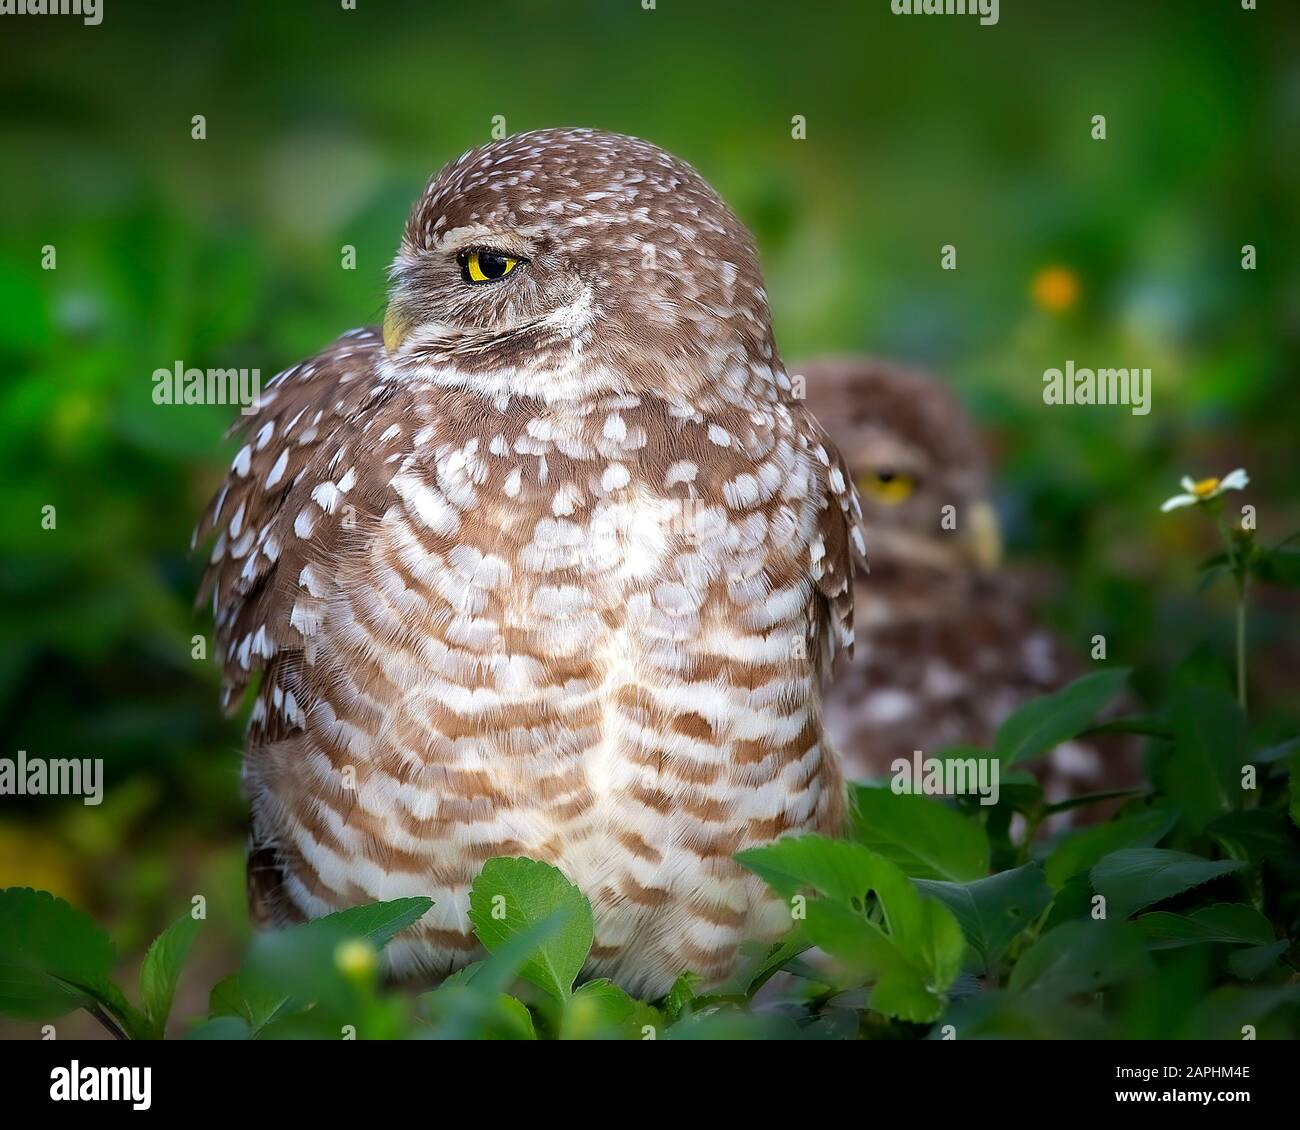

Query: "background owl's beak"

xmin=383 ymin=302 xmax=412 ymax=353
xmin=964 ymin=499 xmax=1003 ymax=571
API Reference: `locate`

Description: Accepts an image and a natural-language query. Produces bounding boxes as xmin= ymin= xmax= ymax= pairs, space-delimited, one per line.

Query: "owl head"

xmin=797 ymin=357 xmax=1001 ymax=579
xmin=382 ymin=128 xmax=783 ymax=404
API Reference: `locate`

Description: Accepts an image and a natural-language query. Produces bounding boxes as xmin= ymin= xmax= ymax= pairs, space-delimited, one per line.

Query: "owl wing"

xmin=194 ymin=327 xmax=406 ymax=723
xmin=797 ymin=407 xmax=867 ymax=674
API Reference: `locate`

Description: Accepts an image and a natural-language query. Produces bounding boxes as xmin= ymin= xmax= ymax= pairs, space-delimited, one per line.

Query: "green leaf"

xmin=1041 ymin=788 xmax=1145 ymax=818
xmin=0 ymin=888 xmax=119 ymax=1021
xmin=1207 ymin=809 xmax=1300 ymax=866
xmin=914 ymin=863 xmax=1053 ymax=970
xmin=1250 ymin=735 xmax=1300 ymax=764
xmin=1084 ymin=716 xmax=1173 ymax=741
xmin=713 ymin=933 xmax=811 ymax=999
xmin=1009 ymin=919 xmax=1151 ymax=998
xmin=1228 ymin=941 xmax=1290 ymax=980
xmin=419 ymin=915 xmax=571 ymax=1040
xmin=1044 ymin=807 xmax=1178 ymax=890
xmin=308 ymin=896 xmax=434 ymax=950
xmin=994 ymin=668 xmax=1130 ymax=767
xmin=1252 ymin=548 xmax=1300 ymax=587
xmin=1136 ymin=903 xmax=1275 ymax=950
xmin=1163 ymin=685 xmax=1246 ymax=832
xmin=184 ymin=1015 xmax=252 ymax=1040
xmin=468 ymin=857 xmax=593 ymax=1001
xmin=663 ymin=972 xmax=701 ymax=1020
xmin=208 ymin=972 xmax=294 ymax=1035
xmin=849 ymin=786 xmax=990 ymax=881
xmin=1091 ymin=848 xmax=1245 ymax=918
xmin=138 ymin=911 xmax=201 ymax=1039
xmin=560 ymin=979 xmax=656 ymax=1039
xmin=736 ymin=836 xmax=964 ymax=1022
xmin=211 ymin=896 xmax=433 ymax=1035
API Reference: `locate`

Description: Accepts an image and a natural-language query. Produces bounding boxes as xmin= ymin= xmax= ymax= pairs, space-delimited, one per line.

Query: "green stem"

xmin=1235 ymin=575 xmax=1248 ymax=713
xmin=1214 ymin=513 xmax=1249 ymax=714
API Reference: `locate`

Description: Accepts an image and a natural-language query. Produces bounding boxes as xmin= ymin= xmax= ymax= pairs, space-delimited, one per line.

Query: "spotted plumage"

xmin=197 ymin=129 xmax=864 ymax=997
xmin=797 ymin=357 xmax=1137 ymax=811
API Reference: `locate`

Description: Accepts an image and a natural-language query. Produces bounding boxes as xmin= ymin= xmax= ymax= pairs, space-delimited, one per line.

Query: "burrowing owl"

xmin=797 ymin=357 xmax=1136 ymax=808
xmin=197 ymin=129 xmax=863 ymax=997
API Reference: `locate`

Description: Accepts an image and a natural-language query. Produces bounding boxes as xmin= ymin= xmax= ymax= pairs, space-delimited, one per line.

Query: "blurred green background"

xmin=1 ymin=0 xmax=1297 ymax=1033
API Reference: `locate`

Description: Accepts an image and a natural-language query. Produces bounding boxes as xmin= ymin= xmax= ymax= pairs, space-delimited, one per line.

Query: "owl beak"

xmin=965 ymin=499 xmax=1003 ymax=571
xmin=383 ymin=302 xmax=412 ymax=354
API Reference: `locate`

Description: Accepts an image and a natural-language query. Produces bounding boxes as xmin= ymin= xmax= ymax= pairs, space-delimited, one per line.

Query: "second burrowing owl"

xmin=798 ymin=356 xmax=1136 ymax=808
xmin=196 ymin=129 xmax=863 ymax=997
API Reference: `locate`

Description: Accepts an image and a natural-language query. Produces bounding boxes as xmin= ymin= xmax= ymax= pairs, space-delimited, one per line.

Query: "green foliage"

xmin=914 ymin=864 xmax=1052 ymax=973
xmin=995 ymin=668 xmax=1131 ymax=768
xmin=1091 ymin=849 xmax=1246 ymax=919
xmin=1009 ymin=920 xmax=1151 ymax=998
xmin=139 ymin=910 xmax=201 ymax=1039
xmin=468 ymin=858 xmax=593 ymax=1002
xmin=0 ymin=887 xmax=186 ymax=1038
xmin=736 ymin=836 xmax=964 ymax=1022
xmin=849 ymin=787 xmax=990 ymax=881
xmin=0 ymin=888 xmax=121 ymax=1021
xmin=1 ymin=653 xmax=1298 ymax=1039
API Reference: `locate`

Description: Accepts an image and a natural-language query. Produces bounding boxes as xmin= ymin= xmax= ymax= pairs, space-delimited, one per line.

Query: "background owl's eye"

xmin=859 ymin=469 xmax=916 ymax=504
xmin=461 ymin=249 xmax=520 ymax=283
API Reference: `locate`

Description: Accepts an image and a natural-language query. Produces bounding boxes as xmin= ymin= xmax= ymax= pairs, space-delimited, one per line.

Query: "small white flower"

xmin=1160 ymin=468 xmax=1249 ymax=512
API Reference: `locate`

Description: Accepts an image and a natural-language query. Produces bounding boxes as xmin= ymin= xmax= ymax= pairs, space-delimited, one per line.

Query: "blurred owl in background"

xmin=797 ymin=357 xmax=1137 ymax=810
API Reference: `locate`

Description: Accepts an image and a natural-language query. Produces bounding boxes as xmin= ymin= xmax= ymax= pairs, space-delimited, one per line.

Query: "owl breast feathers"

xmin=196 ymin=129 xmax=864 ymax=998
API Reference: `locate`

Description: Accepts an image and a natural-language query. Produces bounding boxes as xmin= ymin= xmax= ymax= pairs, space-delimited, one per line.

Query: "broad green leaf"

xmin=1041 ymin=872 xmax=1095 ymax=931
xmin=139 ymin=911 xmax=201 ymax=1039
xmin=1091 ymin=848 xmax=1245 ymax=918
xmin=1164 ymin=685 xmax=1246 ymax=832
xmin=666 ymin=1009 xmax=802 ymax=1040
xmin=560 ymin=979 xmax=657 ymax=1039
xmin=0 ymin=887 xmax=119 ymax=1021
xmin=1041 ymin=788 xmax=1145 ymax=818
xmin=1207 ymin=809 xmax=1300 ymax=867
xmin=736 ymin=836 xmax=964 ymax=1022
xmin=1085 ymin=716 xmax=1172 ymax=740
xmin=1044 ymin=807 xmax=1178 ymax=890
xmin=468 ymin=857 xmax=593 ymax=1001
xmin=713 ymin=933 xmax=810 ymax=999
xmin=995 ymin=668 xmax=1130 ymax=767
xmin=208 ymin=972 xmax=295 ymax=1035
xmin=1137 ymin=903 xmax=1275 ymax=950
xmin=1009 ymin=919 xmax=1151 ymax=998
xmin=309 ymin=896 xmax=434 ymax=950
xmin=184 ymin=1015 xmax=252 ymax=1040
xmin=211 ymin=896 xmax=433 ymax=1035
xmin=1228 ymin=941 xmax=1290 ymax=980
xmin=419 ymin=914 xmax=570 ymax=1040
xmin=1251 ymin=735 xmax=1300 ymax=764
xmin=849 ymin=786 xmax=990 ymax=881
xmin=914 ymin=863 xmax=1053 ymax=969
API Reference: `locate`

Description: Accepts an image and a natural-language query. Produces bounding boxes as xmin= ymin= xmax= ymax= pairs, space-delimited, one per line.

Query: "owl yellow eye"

xmin=460 ymin=249 xmax=520 ymax=284
xmin=859 ymin=469 xmax=916 ymax=504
